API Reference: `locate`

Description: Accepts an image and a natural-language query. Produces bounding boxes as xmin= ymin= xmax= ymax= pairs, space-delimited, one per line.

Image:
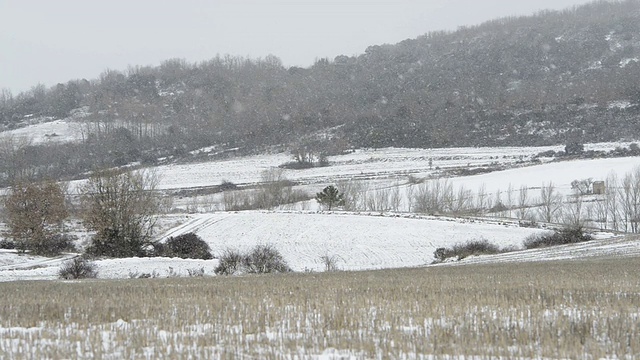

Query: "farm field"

xmin=4 ymin=143 xmax=640 ymax=281
xmin=0 ymin=211 xmax=551 ymax=280
xmin=1 ymin=258 xmax=639 ymax=359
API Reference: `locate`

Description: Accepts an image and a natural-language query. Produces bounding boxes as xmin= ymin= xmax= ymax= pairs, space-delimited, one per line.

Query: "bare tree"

xmin=413 ymin=179 xmax=454 ymax=214
xmin=563 ymin=193 xmax=585 ymax=227
xmin=336 ymin=179 xmax=366 ymax=211
xmin=80 ymin=169 xmax=161 ymax=257
xmin=505 ymin=183 xmax=514 ymax=218
xmin=538 ymin=182 xmax=563 ymax=223
xmin=389 ymin=184 xmax=402 ymax=212
xmin=451 ymin=185 xmax=473 ymax=215
xmin=606 ymin=173 xmax=621 ymax=231
xmin=618 ymin=167 xmax=640 ymax=233
xmin=4 ymin=181 xmax=68 ymax=255
xmin=365 ymin=188 xmax=390 ymax=212
xmin=517 ymin=185 xmax=530 ymax=220
xmin=476 ymin=183 xmax=487 ymax=213
xmin=571 ymin=178 xmax=594 ymax=195
xmin=257 ymin=167 xmax=291 ymax=209
xmin=593 ymin=190 xmax=609 ymax=230
xmin=0 ymin=135 xmax=34 ymax=185
xmin=405 ymin=184 xmax=415 ymax=213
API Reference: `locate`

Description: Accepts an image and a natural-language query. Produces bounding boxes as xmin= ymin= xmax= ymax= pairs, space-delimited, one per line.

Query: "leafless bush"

xmin=58 ymin=257 xmax=98 ymax=280
xmin=320 ymin=255 xmax=341 ymax=272
xmin=433 ymin=239 xmax=502 ymax=262
xmin=215 ymin=249 xmax=245 ymax=275
xmin=523 ymin=227 xmax=592 ymax=249
xmin=243 ymin=245 xmax=292 ymax=274
xmin=128 ymin=270 xmax=160 ymax=279
xmin=187 ymin=267 xmax=205 ymax=277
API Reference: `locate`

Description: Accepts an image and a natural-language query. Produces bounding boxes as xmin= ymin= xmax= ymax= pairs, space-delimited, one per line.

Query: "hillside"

xmin=1 ymin=0 xmax=640 ymax=185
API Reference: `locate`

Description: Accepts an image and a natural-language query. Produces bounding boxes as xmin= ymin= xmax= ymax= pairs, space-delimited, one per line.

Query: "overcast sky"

xmin=1 ymin=0 xmax=597 ymax=93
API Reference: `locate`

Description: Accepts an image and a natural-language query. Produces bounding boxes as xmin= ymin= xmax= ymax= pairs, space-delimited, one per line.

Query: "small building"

xmin=593 ymin=181 xmax=606 ymax=195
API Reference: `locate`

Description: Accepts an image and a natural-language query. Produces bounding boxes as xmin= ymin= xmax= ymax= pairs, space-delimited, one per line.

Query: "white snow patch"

xmin=620 ymin=57 xmax=639 ymax=68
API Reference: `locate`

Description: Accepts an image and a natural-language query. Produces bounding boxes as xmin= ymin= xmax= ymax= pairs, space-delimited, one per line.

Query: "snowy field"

xmin=3 ymin=143 xmax=640 ymax=283
xmin=2 ymin=118 xmax=83 ymax=144
xmin=154 ymin=142 xmax=638 ymax=191
xmin=0 ymin=211 xmax=551 ymax=281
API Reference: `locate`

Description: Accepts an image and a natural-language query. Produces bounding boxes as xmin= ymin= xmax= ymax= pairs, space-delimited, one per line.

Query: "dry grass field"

xmin=1 ymin=258 xmax=639 ymax=359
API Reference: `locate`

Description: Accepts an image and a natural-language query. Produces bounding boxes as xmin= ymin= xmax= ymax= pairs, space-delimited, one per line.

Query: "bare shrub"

xmin=243 ymin=245 xmax=292 ymax=274
xmin=58 ymin=257 xmax=98 ymax=280
xmin=187 ymin=267 xmax=205 ymax=277
xmin=128 ymin=270 xmax=159 ymax=279
xmin=214 ymin=249 xmax=245 ymax=275
xmin=320 ymin=255 xmax=341 ymax=272
xmin=434 ymin=239 xmax=502 ymax=262
xmin=523 ymin=226 xmax=593 ymax=249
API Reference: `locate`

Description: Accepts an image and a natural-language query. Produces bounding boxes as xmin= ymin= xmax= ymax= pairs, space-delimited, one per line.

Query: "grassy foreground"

xmin=1 ymin=258 xmax=639 ymax=359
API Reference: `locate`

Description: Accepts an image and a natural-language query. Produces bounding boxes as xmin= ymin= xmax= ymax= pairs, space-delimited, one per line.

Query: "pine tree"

xmin=315 ymin=185 xmax=345 ymax=211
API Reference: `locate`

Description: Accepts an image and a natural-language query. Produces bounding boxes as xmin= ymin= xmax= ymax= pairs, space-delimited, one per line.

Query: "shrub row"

xmin=434 ymin=239 xmax=502 ymax=262
xmin=523 ymin=226 xmax=593 ymax=249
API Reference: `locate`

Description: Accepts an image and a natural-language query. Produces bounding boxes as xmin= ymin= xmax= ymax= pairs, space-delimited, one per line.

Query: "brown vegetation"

xmin=1 ymin=258 xmax=639 ymax=358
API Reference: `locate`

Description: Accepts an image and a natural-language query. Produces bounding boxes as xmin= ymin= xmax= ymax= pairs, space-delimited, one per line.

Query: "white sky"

xmin=1 ymin=0 xmax=596 ymax=93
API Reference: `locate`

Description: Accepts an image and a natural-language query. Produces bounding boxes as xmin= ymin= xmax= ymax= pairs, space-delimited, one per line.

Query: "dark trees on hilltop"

xmin=1 ymin=0 xmax=640 ymax=185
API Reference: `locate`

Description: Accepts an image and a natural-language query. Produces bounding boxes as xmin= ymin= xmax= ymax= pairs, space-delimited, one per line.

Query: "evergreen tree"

xmin=316 ymin=185 xmax=345 ymax=210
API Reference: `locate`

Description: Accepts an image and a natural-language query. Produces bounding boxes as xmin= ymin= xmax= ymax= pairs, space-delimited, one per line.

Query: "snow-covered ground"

xmin=0 ymin=210 xmax=632 ymax=282
xmin=2 ymin=118 xmax=83 ymax=144
xmin=2 ymin=144 xmax=640 ymax=282
xmin=154 ymin=142 xmax=638 ymax=191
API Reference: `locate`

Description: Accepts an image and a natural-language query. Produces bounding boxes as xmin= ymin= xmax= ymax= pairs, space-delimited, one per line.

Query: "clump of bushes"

xmin=58 ymin=257 xmax=98 ymax=280
xmin=15 ymin=234 xmax=78 ymax=256
xmin=155 ymin=232 xmax=212 ymax=260
xmin=218 ymin=180 xmax=239 ymax=192
xmin=523 ymin=227 xmax=593 ymax=249
xmin=434 ymin=239 xmax=502 ymax=262
xmin=0 ymin=239 xmax=16 ymax=249
xmin=215 ymin=245 xmax=291 ymax=275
